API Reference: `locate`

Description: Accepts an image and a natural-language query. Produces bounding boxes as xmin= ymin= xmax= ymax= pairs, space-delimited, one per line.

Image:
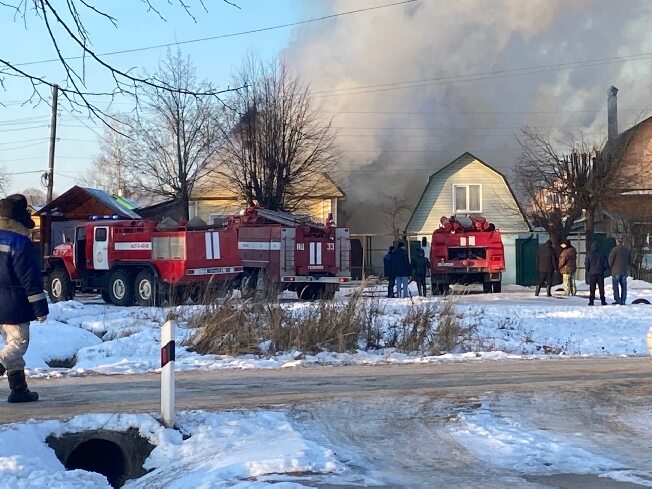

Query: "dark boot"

xmin=535 ymin=285 xmax=541 ymax=296
xmin=7 ymin=370 xmax=38 ymax=403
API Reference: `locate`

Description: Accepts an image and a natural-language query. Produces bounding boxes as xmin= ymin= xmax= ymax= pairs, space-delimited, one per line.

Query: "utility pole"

xmin=46 ymin=84 xmax=59 ymax=204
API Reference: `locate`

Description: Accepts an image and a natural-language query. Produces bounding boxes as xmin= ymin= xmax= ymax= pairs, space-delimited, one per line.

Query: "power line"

xmin=0 ymin=137 xmax=49 ymax=146
xmin=4 ymin=155 xmax=93 ymax=162
xmin=322 ymin=108 xmax=643 ymax=115
xmin=0 ymin=141 xmax=49 ymax=152
xmin=336 ymin=132 xmax=605 ymax=139
xmin=4 ymin=170 xmax=45 ymax=176
xmin=14 ymin=0 xmax=417 ymax=67
xmin=0 ymin=125 xmax=50 ymax=133
xmin=339 ymin=148 xmax=520 ymax=153
xmin=313 ymin=52 xmax=652 ymax=97
xmin=330 ymin=124 xmax=606 ymax=130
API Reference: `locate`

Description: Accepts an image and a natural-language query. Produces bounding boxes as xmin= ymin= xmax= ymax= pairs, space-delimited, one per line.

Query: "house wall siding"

xmin=407 ymin=156 xmax=529 ymax=235
xmin=191 ymin=198 xmax=334 ymax=224
xmin=406 ymin=154 xmax=530 ymax=284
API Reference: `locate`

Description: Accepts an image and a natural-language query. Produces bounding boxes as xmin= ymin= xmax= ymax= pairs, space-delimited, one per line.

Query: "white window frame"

xmin=452 ymin=184 xmax=482 ymax=214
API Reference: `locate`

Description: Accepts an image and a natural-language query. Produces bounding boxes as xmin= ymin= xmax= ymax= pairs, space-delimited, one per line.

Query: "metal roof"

xmin=36 ymin=185 xmax=141 ymax=219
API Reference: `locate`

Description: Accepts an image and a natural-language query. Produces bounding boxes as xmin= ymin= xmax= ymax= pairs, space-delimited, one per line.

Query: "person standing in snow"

xmin=608 ymin=237 xmax=631 ymax=305
xmin=0 ymin=194 xmax=48 ymax=403
xmin=585 ymin=242 xmax=609 ymax=306
xmin=420 ymin=236 xmax=431 ymax=264
xmin=392 ymin=241 xmax=411 ymax=298
xmin=535 ymin=240 xmax=558 ymax=297
xmin=410 ymin=247 xmax=430 ymax=297
xmin=383 ymin=245 xmax=396 ymax=298
xmin=558 ymin=240 xmax=577 ymax=296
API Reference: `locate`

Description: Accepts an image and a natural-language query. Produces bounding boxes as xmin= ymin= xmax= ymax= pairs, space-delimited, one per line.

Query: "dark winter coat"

xmin=558 ymin=246 xmax=577 ymax=274
xmin=0 ymin=218 xmax=49 ymax=324
xmin=536 ymin=243 xmax=558 ymax=273
xmin=608 ymin=244 xmax=631 ymax=275
xmin=410 ymin=251 xmax=430 ymax=278
xmin=585 ymin=242 xmax=609 ymax=276
xmin=383 ymin=250 xmax=395 ymax=278
xmin=392 ymin=247 xmax=411 ymax=277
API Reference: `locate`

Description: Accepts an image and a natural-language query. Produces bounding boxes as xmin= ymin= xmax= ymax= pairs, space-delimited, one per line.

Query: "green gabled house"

xmin=406 ymin=152 xmax=532 ymax=284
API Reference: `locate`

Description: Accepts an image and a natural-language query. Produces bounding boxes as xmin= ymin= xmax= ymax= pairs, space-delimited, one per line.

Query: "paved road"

xmin=1 ymin=357 xmax=650 ymax=424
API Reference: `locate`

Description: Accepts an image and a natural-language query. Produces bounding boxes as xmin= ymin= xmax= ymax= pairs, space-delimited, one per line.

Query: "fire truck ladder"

xmin=256 ymin=209 xmax=324 ymax=231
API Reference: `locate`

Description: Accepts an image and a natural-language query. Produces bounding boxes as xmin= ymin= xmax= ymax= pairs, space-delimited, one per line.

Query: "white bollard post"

xmin=161 ymin=320 xmax=176 ymax=428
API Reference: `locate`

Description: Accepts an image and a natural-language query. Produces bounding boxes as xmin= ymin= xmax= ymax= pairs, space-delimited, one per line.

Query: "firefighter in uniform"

xmin=0 ymin=194 xmax=48 ymax=403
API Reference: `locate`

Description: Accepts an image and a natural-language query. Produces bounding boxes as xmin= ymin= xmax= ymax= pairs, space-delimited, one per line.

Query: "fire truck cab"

xmin=228 ymin=206 xmax=351 ymax=299
xmin=45 ymin=217 xmax=242 ymax=306
xmin=429 ymin=215 xmax=505 ymax=294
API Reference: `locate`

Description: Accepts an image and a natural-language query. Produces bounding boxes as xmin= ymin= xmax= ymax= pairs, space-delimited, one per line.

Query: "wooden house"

xmin=405 ymin=152 xmax=531 ymax=284
xmin=189 ymin=173 xmax=345 ymax=225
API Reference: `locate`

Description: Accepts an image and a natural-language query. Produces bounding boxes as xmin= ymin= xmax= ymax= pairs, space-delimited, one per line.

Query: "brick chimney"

xmin=607 ymin=85 xmax=618 ymax=142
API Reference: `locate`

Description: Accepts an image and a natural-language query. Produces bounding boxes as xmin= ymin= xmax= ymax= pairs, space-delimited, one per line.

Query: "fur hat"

xmin=0 ymin=194 xmax=35 ymax=229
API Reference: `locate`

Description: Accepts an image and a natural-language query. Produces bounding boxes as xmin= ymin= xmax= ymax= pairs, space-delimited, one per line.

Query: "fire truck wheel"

xmin=432 ymin=283 xmax=447 ymax=296
xmin=241 ymin=271 xmax=258 ymax=299
xmin=298 ymin=284 xmax=319 ymax=300
xmin=108 ymin=270 xmax=135 ymax=307
xmin=321 ymin=285 xmax=336 ymax=300
xmin=48 ymin=268 xmax=74 ymax=303
xmin=135 ymin=270 xmax=158 ymax=307
xmin=482 ymin=282 xmax=492 ymax=293
xmin=492 ymin=282 xmax=502 ymax=293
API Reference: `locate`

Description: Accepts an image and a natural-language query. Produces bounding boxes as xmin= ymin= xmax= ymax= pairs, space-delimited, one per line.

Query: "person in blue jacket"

xmin=392 ymin=242 xmax=411 ymax=298
xmin=383 ymin=245 xmax=396 ymax=298
xmin=0 ymin=194 xmax=48 ymax=403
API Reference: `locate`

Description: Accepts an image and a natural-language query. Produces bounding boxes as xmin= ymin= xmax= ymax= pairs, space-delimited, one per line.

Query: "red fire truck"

xmin=227 ymin=206 xmax=351 ymax=299
xmin=45 ymin=217 xmax=243 ymax=306
xmin=429 ymin=215 xmax=505 ymax=294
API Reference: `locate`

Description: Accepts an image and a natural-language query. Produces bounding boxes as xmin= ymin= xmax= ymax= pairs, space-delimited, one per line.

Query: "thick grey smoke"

xmin=284 ymin=0 xmax=652 ymax=233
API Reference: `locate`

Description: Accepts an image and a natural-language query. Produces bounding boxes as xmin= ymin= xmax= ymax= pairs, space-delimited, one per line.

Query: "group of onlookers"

xmin=383 ymin=239 xmax=431 ymax=298
xmin=536 ymin=237 xmax=631 ymax=305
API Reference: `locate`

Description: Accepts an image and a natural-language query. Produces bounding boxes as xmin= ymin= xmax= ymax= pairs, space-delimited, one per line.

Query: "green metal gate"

xmin=516 ymin=236 xmax=539 ymax=286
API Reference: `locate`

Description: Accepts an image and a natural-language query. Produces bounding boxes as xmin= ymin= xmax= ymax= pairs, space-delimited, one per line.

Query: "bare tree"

xmin=0 ymin=1 xmax=239 ymax=123
xmin=380 ymin=196 xmax=412 ymax=245
xmin=84 ymin=118 xmax=139 ymax=199
xmin=0 ymin=166 xmax=9 ymax=196
xmin=21 ymin=187 xmax=47 ymax=207
xmin=515 ymin=127 xmax=627 ymax=251
xmin=217 ymin=57 xmax=338 ymax=212
xmin=127 ymin=50 xmax=224 ymax=220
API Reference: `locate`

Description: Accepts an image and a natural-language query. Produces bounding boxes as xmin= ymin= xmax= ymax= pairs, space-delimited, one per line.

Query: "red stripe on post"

xmin=161 ymin=340 xmax=176 ymax=367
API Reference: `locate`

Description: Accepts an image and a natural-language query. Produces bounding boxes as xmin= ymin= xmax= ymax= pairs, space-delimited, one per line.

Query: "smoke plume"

xmin=283 ymin=0 xmax=652 ymax=233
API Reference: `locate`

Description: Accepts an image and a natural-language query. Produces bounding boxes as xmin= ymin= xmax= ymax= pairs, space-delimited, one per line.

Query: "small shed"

xmin=36 ymin=186 xmax=141 ymax=261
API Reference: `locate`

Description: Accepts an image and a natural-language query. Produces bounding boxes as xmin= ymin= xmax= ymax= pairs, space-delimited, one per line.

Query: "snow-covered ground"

xmin=3 ymin=397 xmax=652 ymax=488
xmin=1 ymin=278 xmax=651 ymax=488
xmin=15 ymin=277 xmax=652 ymax=379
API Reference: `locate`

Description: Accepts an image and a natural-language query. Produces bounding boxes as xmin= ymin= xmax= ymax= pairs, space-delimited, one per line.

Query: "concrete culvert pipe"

xmin=46 ymin=428 xmax=155 ymax=488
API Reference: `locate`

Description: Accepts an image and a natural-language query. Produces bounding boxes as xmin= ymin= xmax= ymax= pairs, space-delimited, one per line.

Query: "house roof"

xmin=406 ymin=152 xmax=531 ymax=231
xmin=601 ymin=115 xmax=652 ymax=190
xmin=36 ymin=186 xmax=141 ymax=219
xmin=192 ymin=172 xmax=345 ymax=200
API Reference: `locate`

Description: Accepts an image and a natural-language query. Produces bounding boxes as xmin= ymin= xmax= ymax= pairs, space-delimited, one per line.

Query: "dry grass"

xmin=269 ymin=291 xmax=366 ymax=354
xmin=385 ymin=298 xmax=479 ymax=354
xmin=184 ymin=286 xmax=484 ymax=357
xmin=184 ymin=299 xmax=262 ymax=356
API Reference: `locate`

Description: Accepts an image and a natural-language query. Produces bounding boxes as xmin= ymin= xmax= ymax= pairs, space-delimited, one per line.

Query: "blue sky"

xmin=0 ymin=0 xmax=318 ymax=194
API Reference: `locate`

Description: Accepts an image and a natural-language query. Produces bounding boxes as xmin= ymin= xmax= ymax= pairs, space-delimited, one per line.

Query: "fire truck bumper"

xmin=281 ymin=276 xmax=351 ymax=283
